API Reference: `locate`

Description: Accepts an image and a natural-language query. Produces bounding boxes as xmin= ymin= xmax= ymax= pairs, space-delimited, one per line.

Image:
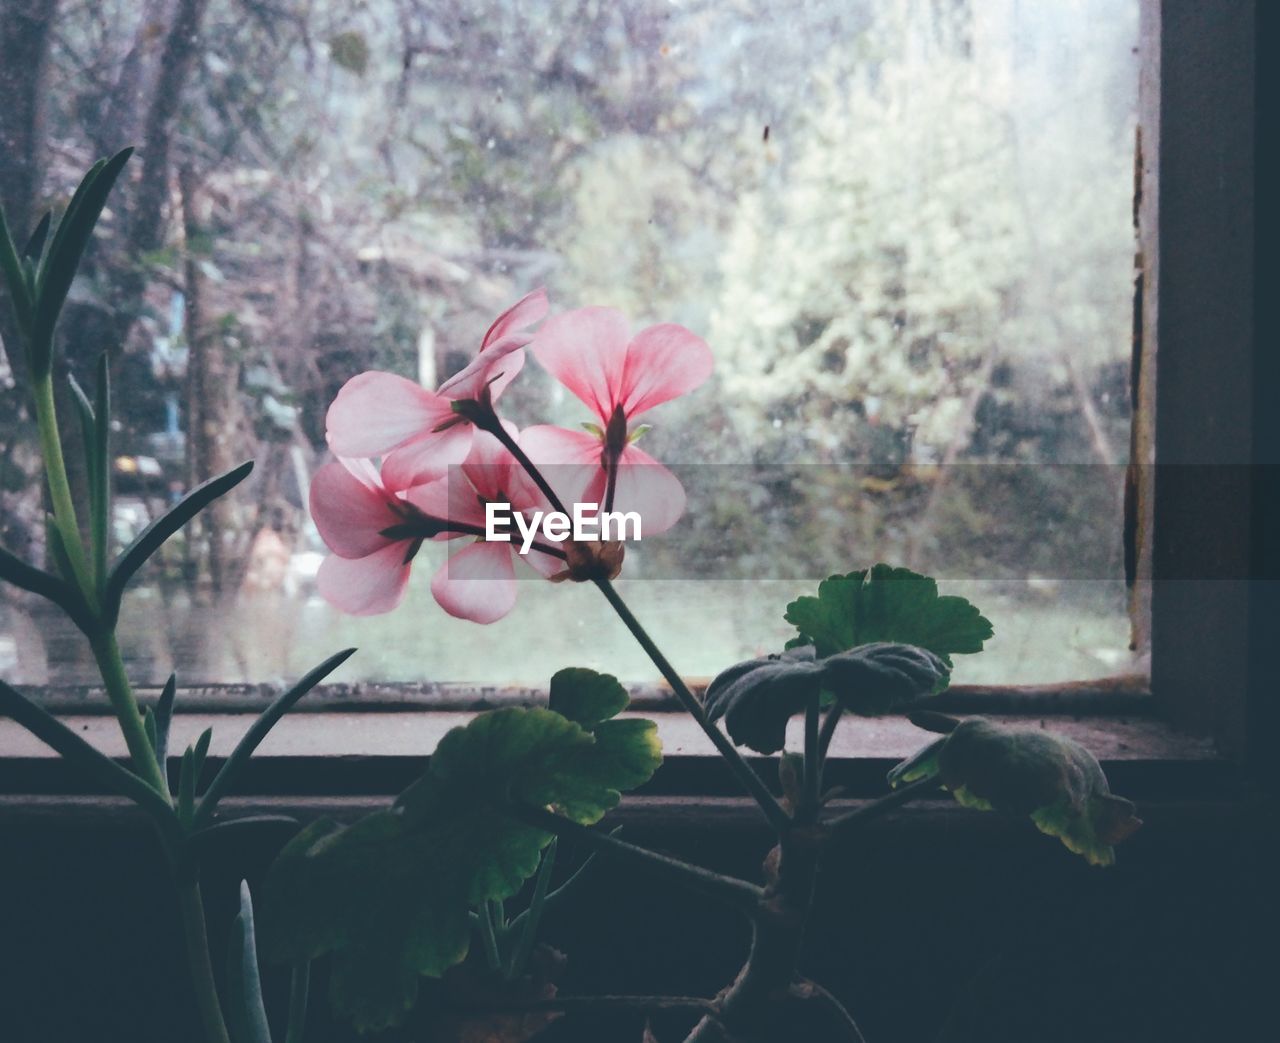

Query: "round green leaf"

xmin=890 ymin=718 xmax=1142 ymax=866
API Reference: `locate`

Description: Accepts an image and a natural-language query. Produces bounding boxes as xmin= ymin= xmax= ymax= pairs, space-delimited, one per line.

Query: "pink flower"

xmin=522 ymin=307 xmax=712 ymax=534
xmin=310 ymin=458 xmax=440 ymax=616
xmin=324 ymin=288 xmax=548 ymax=491
xmin=310 ymin=432 xmax=561 ymax=623
xmin=427 ymin=427 xmax=562 ymax=624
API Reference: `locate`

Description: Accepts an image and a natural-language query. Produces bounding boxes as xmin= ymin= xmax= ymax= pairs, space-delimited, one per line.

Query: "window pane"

xmin=0 ymin=0 xmax=1141 ymax=690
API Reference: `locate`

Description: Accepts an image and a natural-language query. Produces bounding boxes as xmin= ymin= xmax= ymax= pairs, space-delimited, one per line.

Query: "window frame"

xmin=0 ymin=0 xmax=1262 ymax=798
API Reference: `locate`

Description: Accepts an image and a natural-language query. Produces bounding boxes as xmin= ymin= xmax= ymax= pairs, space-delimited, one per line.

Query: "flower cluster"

xmin=311 ymin=289 xmax=713 ymax=622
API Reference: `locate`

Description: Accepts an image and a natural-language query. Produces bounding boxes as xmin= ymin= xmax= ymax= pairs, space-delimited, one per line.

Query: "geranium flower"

xmin=521 ymin=307 xmax=712 ymax=535
xmin=310 ymin=458 xmax=442 ymax=616
xmin=325 ymin=288 xmax=548 ymax=492
xmin=311 ymin=430 xmax=562 ymax=623
xmin=428 ymin=427 xmax=563 ymax=623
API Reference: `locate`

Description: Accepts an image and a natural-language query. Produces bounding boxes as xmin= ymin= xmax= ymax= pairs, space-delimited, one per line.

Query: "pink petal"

xmin=610 ymin=444 xmax=687 ymax=535
xmin=326 ymin=371 xmax=456 ymax=458
xmin=460 ymin=422 xmax=528 ymax=506
xmin=436 ymin=341 xmax=526 ymax=402
xmin=517 ymin=424 xmax=604 ymax=511
xmin=430 ymin=541 xmax=518 ymax=624
xmin=317 ymin=543 xmax=413 ymax=616
xmin=619 ymin=323 xmax=714 ymax=418
xmin=522 ymin=546 xmax=566 ymax=579
xmin=481 ymin=287 xmax=549 ymax=350
xmin=380 ymin=423 xmax=474 ymax=492
xmin=403 ymin=469 xmax=489 ymax=534
xmin=309 ymin=460 xmax=399 ymax=559
xmin=529 ymin=307 xmax=632 ymax=422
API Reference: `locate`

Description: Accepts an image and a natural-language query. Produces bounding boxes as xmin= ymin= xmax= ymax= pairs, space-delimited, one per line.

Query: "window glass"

xmin=0 ymin=0 xmax=1140 ymax=689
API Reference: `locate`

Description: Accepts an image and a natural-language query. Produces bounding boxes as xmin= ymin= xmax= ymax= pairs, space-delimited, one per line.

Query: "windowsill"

xmin=0 ymin=708 xmax=1229 ymax=802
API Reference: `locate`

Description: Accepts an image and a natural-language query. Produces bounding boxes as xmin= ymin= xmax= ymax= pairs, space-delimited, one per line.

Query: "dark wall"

xmin=0 ymin=797 xmax=1266 ymax=1043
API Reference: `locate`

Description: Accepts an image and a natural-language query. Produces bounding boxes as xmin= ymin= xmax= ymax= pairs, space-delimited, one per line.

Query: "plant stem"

xmin=801 ymin=691 xmax=821 ymax=819
xmin=33 ymin=374 xmax=94 ymax=599
xmin=817 ymin=704 xmax=845 ymax=762
xmin=593 ymin=577 xmax=791 ymax=833
xmin=477 ymin=899 xmax=503 ymax=971
xmin=480 ymin=416 xmax=570 ymax=515
xmin=486 ymin=415 xmax=790 ymax=830
xmin=513 ymin=804 xmax=764 ymax=912
xmin=91 ymin=629 xmax=170 ymax=798
xmin=178 ymin=877 xmax=232 ymax=1043
xmin=507 ymin=837 xmax=556 ymax=979
xmin=283 ymin=961 xmax=311 ymax=1043
xmin=825 ymin=776 xmax=945 ymax=836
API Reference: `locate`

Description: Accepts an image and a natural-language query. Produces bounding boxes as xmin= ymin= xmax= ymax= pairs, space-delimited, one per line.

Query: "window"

xmin=0 ymin=1 xmax=1258 ymax=763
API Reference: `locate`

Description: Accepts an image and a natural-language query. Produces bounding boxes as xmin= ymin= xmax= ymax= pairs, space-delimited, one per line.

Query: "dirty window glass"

xmin=0 ymin=0 xmax=1141 ymax=690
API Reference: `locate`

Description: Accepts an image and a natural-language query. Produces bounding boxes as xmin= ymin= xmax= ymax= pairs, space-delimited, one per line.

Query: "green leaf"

xmin=820 ymin=642 xmax=951 ymax=714
xmin=67 ymin=373 xmax=106 ymax=557
xmin=153 ymin=674 xmax=177 ymax=770
xmin=92 ymin=354 xmax=111 ymax=582
xmin=188 ymin=815 xmax=301 ymax=859
xmin=0 ymin=677 xmax=178 ymax=837
xmin=178 ymin=746 xmax=197 ymax=826
xmin=262 ymin=705 xmax=661 ymax=1030
xmin=0 ymin=203 xmax=33 ymax=331
xmin=104 ymin=460 xmax=254 ymax=624
xmin=785 ymin=564 xmax=993 ymax=665
xmin=228 ymin=882 xmax=275 ymax=1043
xmin=31 ymin=149 xmax=134 ymax=369
xmin=548 ymin=667 xmax=628 ymax=728
xmin=706 ymin=642 xmax=950 ymax=753
xmin=889 ymin=718 xmax=1142 ymax=866
xmin=194 ymin=648 xmax=356 ymax=827
xmin=192 ymin=726 xmax=213 ymax=779
xmin=22 ymin=211 xmax=51 ymax=263
xmin=0 ymin=543 xmax=93 ymax=633
xmin=704 ymin=648 xmax=821 ymax=754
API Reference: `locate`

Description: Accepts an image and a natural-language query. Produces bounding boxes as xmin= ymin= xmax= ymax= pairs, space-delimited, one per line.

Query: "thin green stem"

xmin=825 ymin=776 xmax=945 ymax=836
xmin=481 ymin=415 xmax=569 ymax=515
xmin=91 ymin=629 xmax=170 ymax=799
xmin=801 ymin=690 xmax=821 ymax=819
xmin=283 ymin=962 xmax=311 ymax=1043
xmin=477 ymin=899 xmax=503 ymax=971
xmin=506 ymin=837 xmax=557 ymax=980
xmin=817 ymin=704 xmax=845 ymax=763
xmin=513 ymin=803 xmax=764 ymax=912
xmin=33 ymin=374 xmax=94 ymax=598
xmin=594 ymin=577 xmax=791 ymax=833
xmin=488 ymin=414 xmax=790 ymax=831
xmin=178 ymin=877 xmax=232 ymax=1043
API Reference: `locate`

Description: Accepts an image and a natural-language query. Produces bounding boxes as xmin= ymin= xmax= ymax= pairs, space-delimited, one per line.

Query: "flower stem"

xmin=825 ymin=776 xmax=945 ymax=836
xmin=593 ymin=577 xmax=792 ymax=833
xmin=801 ymin=690 xmax=821 ymax=820
xmin=480 ymin=415 xmax=570 ymax=515
xmin=513 ymin=803 xmax=764 ymax=912
xmin=818 ymin=704 xmax=845 ymax=762
xmin=33 ymin=373 xmax=94 ymax=599
xmin=178 ymin=877 xmax=232 ymax=1043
